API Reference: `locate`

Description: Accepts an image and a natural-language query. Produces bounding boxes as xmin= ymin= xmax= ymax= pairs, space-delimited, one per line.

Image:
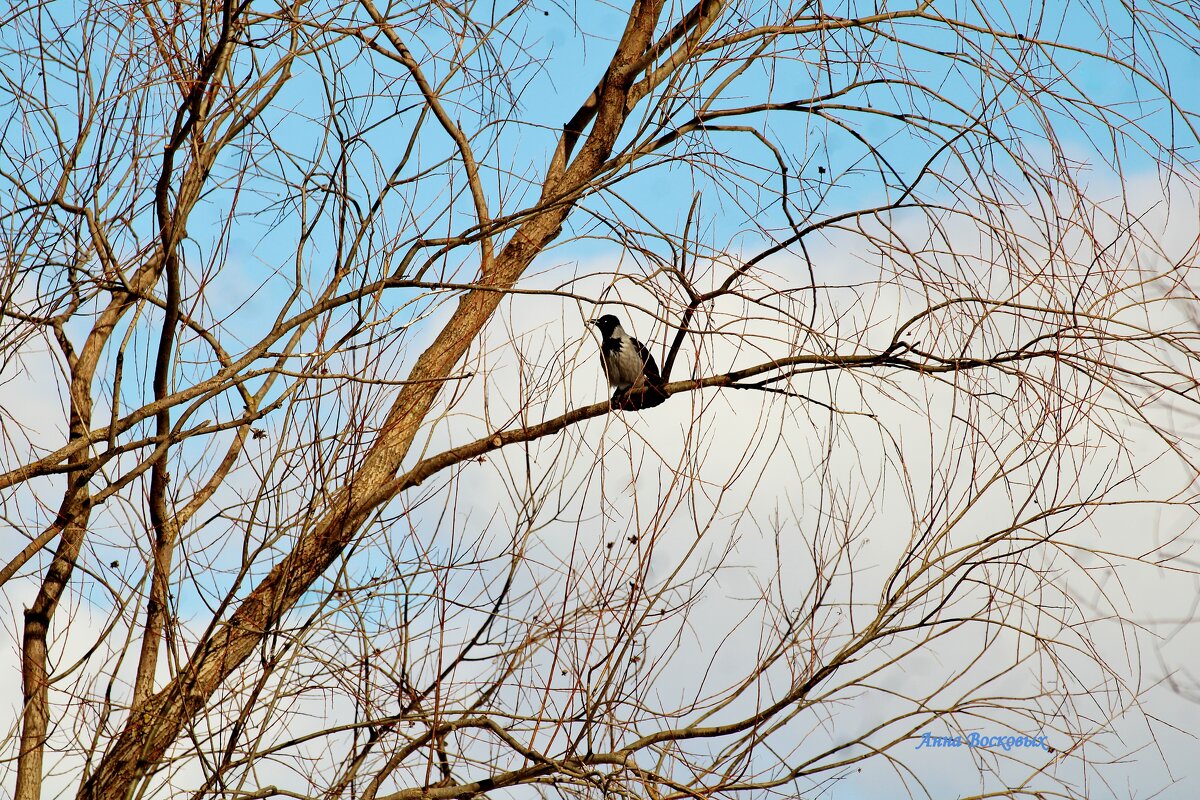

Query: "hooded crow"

xmin=589 ymin=314 xmax=661 ymax=398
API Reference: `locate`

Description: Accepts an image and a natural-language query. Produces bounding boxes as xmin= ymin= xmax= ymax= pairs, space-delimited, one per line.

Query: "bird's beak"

xmin=587 ymin=318 xmax=599 ymax=326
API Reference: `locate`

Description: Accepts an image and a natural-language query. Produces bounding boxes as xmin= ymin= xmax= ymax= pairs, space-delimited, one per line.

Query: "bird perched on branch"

xmin=589 ymin=314 xmax=662 ymax=404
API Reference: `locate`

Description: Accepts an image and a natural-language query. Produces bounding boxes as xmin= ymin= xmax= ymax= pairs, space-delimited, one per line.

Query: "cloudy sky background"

xmin=4 ymin=0 xmax=1200 ymax=797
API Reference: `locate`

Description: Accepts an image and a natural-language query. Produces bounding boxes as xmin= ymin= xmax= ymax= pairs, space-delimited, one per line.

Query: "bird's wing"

xmin=632 ymin=337 xmax=660 ymax=381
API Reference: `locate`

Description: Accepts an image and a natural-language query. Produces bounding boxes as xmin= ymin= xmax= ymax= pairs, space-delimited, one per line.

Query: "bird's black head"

xmin=589 ymin=314 xmax=622 ymax=338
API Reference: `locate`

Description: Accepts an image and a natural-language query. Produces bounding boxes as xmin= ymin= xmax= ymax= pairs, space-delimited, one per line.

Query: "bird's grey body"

xmin=590 ymin=315 xmax=660 ymax=393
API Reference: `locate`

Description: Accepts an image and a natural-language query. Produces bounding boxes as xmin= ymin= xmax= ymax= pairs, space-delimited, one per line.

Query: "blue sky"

xmin=3 ymin=0 xmax=1200 ymax=797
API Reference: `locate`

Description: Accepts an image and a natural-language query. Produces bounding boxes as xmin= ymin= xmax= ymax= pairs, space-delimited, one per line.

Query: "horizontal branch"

xmin=374 ymin=341 xmax=1046 ymax=507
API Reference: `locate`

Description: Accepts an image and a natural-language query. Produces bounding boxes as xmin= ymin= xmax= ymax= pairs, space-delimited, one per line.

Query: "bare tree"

xmin=3 ymin=0 xmax=1200 ymax=798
